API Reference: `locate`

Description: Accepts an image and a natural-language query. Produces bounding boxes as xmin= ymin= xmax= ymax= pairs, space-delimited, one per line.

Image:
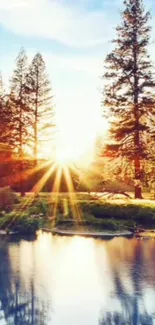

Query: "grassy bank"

xmin=56 ymin=199 xmax=155 ymax=231
xmin=0 ymin=194 xmax=155 ymax=234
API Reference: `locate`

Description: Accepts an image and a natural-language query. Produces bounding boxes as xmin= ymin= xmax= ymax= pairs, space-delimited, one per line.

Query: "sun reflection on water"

xmin=1 ymin=233 xmax=155 ymax=325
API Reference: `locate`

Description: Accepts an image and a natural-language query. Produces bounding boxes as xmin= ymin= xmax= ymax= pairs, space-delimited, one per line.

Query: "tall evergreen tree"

xmin=9 ymin=48 xmax=31 ymax=157
xmin=0 ymin=74 xmax=7 ymax=144
xmin=9 ymin=48 xmax=31 ymax=196
xmin=103 ymin=0 xmax=155 ymax=199
xmin=27 ymin=53 xmax=54 ymax=165
xmin=0 ymin=74 xmax=13 ymax=148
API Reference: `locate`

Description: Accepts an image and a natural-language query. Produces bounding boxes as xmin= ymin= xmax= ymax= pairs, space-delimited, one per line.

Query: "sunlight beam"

xmin=51 ymin=166 xmax=62 ymax=224
xmin=6 ymin=163 xmax=57 ymax=231
xmin=63 ymin=166 xmax=81 ymax=223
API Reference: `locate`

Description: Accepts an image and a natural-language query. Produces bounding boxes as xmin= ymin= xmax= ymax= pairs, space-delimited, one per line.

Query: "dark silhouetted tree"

xmin=0 ymin=74 xmax=13 ymax=148
xmin=9 ymin=48 xmax=31 ymax=196
xmin=103 ymin=0 xmax=155 ymax=199
xmin=9 ymin=48 xmax=31 ymax=156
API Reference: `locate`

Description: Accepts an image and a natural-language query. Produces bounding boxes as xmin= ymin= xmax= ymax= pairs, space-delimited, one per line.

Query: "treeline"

xmin=0 ymin=48 xmax=54 ymax=164
xmin=101 ymin=0 xmax=155 ymax=199
xmin=1 ymin=0 xmax=155 ymax=199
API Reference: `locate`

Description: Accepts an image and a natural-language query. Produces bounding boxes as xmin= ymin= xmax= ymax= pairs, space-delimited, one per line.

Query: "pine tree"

xmin=9 ymin=48 xmax=31 ymax=196
xmin=103 ymin=0 xmax=155 ymax=199
xmin=9 ymin=48 xmax=31 ymax=156
xmin=0 ymin=74 xmax=7 ymax=144
xmin=27 ymin=53 xmax=54 ymax=165
xmin=0 ymin=74 xmax=13 ymax=149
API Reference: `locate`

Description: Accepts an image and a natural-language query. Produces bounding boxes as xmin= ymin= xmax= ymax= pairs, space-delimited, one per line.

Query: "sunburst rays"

xmin=51 ymin=166 xmax=62 ymax=225
xmin=50 ymin=162 xmax=82 ymax=226
xmin=63 ymin=165 xmax=81 ymax=223
xmin=1 ymin=148 xmax=104 ymax=235
xmin=0 ymin=159 xmax=52 ymax=188
xmin=5 ymin=162 xmax=58 ymax=231
xmin=8 ymin=159 xmax=85 ymax=229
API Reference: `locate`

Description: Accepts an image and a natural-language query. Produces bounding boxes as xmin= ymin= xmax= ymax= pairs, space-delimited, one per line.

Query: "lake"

xmin=0 ymin=231 xmax=155 ymax=325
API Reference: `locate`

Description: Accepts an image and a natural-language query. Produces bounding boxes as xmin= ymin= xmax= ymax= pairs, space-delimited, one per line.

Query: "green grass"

xmin=0 ymin=211 xmax=44 ymax=235
xmin=81 ymin=200 xmax=155 ymax=219
xmin=0 ymin=194 xmax=155 ymax=234
xmin=53 ymin=199 xmax=155 ymax=231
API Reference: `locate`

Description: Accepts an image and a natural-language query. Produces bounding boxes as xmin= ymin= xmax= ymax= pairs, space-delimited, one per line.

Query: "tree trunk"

xmin=31 ymin=282 xmax=35 ymax=325
xmin=134 ymin=156 xmax=143 ymax=199
xmin=19 ymin=81 xmax=25 ymax=197
xmin=19 ymin=160 xmax=25 ymax=197
xmin=133 ymin=26 xmax=142 ymax=199
xmin=34 ymin=96 xmax=38 ymax=166
xmin=19 ymin=104 xmax=25 ymax=197
xmin=135 ymin=186 xmax=142 ymax=199
xmin=34 ymin=108 xmax=38 ymax=166
xmin=34 ymin=72 xmax=39 ymax=166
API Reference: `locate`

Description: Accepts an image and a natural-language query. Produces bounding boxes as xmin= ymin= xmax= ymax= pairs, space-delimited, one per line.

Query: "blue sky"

xmin=0 ymin=0 xmax=155 ymax=159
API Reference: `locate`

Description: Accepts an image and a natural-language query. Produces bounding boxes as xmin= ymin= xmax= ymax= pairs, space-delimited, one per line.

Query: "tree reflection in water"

xmin=0 ymin=238 xmax=51 ymax=325
xmin=0 ymin=281 xmax=50 ymax=325
xmin=1 ymin=235 xmax=155 ymax=325
xmin=99 ymin=313 xmax=154 ymax=325
xmin=99 ymin=238 xmax=155 ymax=325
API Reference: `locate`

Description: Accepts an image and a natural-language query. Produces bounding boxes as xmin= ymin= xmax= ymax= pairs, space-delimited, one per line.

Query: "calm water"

xmin=0 ymin=232 xmax=155 ymax=325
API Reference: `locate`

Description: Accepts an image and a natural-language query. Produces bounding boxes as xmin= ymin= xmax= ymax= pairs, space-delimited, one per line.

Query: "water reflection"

xmin=98 ymin=238 xmax=155 ymax=324
xmin=0 ymin=233 xmax=155 ymax=324
xmin=0 ymin=236 xmax=51 ymax=325
xmin=0 ymin=282 xmax=49 ymax=325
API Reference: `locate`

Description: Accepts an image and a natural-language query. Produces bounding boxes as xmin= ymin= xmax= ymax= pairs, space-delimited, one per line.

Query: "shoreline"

xmin=1 ymin=227 xmax=155 ymax=240
xmin=50 ymin=228 xmax=134 ymax=239
xmin=42 ymin=227 xmax=155 ymax=240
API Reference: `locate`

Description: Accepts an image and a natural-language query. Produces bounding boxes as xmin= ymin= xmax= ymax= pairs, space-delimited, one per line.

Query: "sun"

xmin=56 ymin=149 xmax=72 ymax=166
xmin=54 ymin=107 xmax=109 ymax=166
xmin=38 ymin=111 xmax=109 ymax=164
xmin=56 ymin=144 xmax=83 ymax=166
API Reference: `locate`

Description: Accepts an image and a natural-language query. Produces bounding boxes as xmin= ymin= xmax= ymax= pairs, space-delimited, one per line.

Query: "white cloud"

xmin=0 ymin=0 xmax=27 ymax=10
xmin=0 ymin=0 xmax=154 ymax=49
xmin=0 ymin=0 xmax=117 ymax=47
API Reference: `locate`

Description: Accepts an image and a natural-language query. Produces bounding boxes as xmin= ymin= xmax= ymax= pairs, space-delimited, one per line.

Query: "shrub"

xmin=0 ymin=212 xmax=44 ymax=234
xmin=15 ymin=217 xmax=43 ymax=235
xmin=28 ymin=199 xmax=49 ymax=217
xmin=0 ymin=187 xmax=19 ymax=211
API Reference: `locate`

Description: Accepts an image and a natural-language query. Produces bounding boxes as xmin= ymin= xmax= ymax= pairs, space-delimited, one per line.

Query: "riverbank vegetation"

xmin=0 ymin=189 xmax=155 ymax=235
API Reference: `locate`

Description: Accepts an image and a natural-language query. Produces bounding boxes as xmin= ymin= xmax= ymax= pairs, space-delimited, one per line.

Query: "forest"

xmin=1 ymin=1 xmax=155 ymax=325
xmin=0 ymin=0 xmax=154 ymax=201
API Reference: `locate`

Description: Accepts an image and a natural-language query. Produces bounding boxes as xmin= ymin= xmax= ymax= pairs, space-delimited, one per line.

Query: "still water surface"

xmin=0 ymin=231 xmax=155 ymax=325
